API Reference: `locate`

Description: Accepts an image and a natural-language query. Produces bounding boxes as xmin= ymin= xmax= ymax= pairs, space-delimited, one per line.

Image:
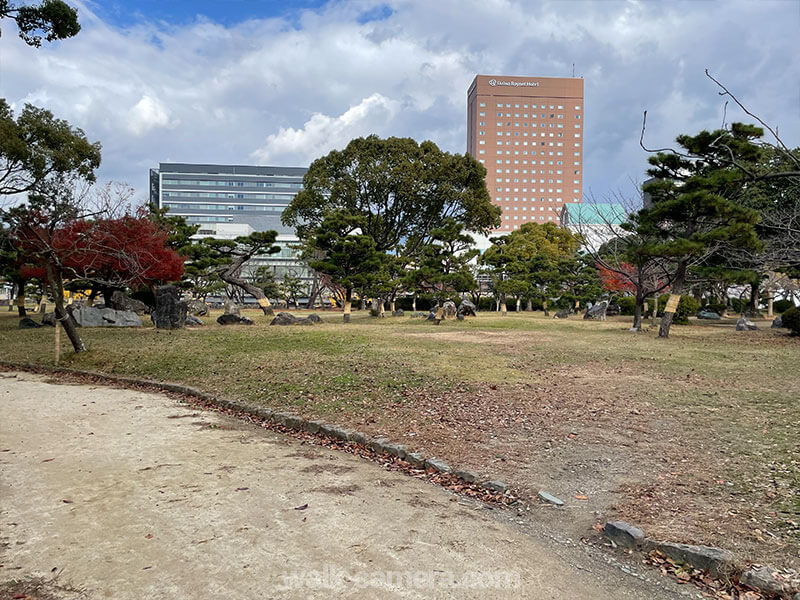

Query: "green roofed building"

xmin=559 ymin=202 xmax=628 ymax=249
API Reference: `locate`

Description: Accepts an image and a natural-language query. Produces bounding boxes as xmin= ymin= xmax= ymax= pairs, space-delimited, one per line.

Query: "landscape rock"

xmin=109 ymin=291 xmax=149 ymax=314
xmin=771 ymin=315 xmax=783 ymax=328
xmin=425 ymin=458 xmax=452 ymax=473
xmin=185 ymin=314 xmax=204 ymax=326
xmin=537 ymin=491 xmax=564 ymax=506
xmin=269 ymin=312 xmax=320 ymax=326
xmin=736 ymin=317 xmax=758 ymax=331
xmin=604 ymin=521 xmax=645 ymax=549
xmin=19 ymin=317 xmax=42 ymax=329
xmin=442 ymin=301 xmax=457 ymax=319
xmin=72 ymin=306 xmax=142 ymax=327
xmin=606 ymin=303 xmax=621 ymax=316
xmin=41 ymin=312 xmax=56 ymax=326
xmin=426 ymin=310 xmax=437 ymax=321
xmin=391 ymin=309 xmax=404 ymax=317
xmin=452 ymin=469 xmax=479 ymax=483
xmin=652 ymin=542 xmax=734 ymax=576
xmin=405 ymin=452 xmax=426 ymax=468
xmin=583 ymin=300 xmax=609 ymax=321
xmin=217 ymin=313 xmax=254 ymax=326
xmin=739 ymin=566 xmax=787 ymax=597
xmin=410 ymin=311 xmax=429 ymax=318
xmin=697 ymin=309 xmax=721 ymax=320
xmin=553 ymin=308 xmax=570 ymax=319
xmin=186 ymin=299 xmax=210 ymax=316
xmin=152 ymin=285 xmax=187 ymax=329
xmin=457 ymin=300 xmax=477 ymax=319
xmin=482 ymin=480 xmax=508 ymax=494
xmin=223 ymin=300 xmax=241 ymax=317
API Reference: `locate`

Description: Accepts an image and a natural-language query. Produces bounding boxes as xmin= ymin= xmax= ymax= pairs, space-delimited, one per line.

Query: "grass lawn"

xmin=2 ymin=307 xmax=798 ymax=567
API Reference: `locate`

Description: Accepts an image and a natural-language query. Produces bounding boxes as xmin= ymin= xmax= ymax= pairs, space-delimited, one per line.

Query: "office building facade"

xmin=467 ymin=75 xmax=584 ymax=231
xmin=149 ymin=163 xmax=308 ymax=281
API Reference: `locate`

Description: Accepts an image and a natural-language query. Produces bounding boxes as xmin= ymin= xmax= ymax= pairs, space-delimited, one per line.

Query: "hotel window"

xmin=479 ymin=150 xmax=485 ymax=154
xmin=575 ymin=106 xmax=581 ymax=110
xmin=479 ymin=111 xmax=485 ymax=116
xmin=575 ymin=124 xmax=581 ymax=128
xmin=480 ymin=102 xmax=486 ymax=107
xmin=497 ymin=103 xmax=503 ymax=107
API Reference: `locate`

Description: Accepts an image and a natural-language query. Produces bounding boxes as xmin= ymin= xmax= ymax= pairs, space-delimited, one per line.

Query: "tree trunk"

xmin=15 ymin=280 xmax=27 ymax=316
xmin=659 ymin=264 xmax=687 ymax=338
xmin=412 ymin=293 xmax=417 ymax=312
xmin=359 ymin=297 xmax=366 ymax=311
xmin=379 ymin=298 xmax=385 ymax=318
xmin=767 ymin=295 xmax=774 ymax=318
xmin=632 ymin=291 xmax=644 ymax=331
xmin=747 ymin=281 xmax=759 ymax=316
xmin=543 ymin=300 xmax=549 ymax=317
xmin=45 ymin=261 xmax=85 ymax=353
xmin=217 ymin=258 xmax=274 ymax=315
xmin=526 ymin=298 xmax=532 ymax=311
xmin=433 ymin=303 xmax=443 ymax=325
xmin=343 ymin=288 xmax=352 ymax=323
xmin=500 ymin=296 xmax=507 ymax=316
xmin=306 ymin=274 xmax=321 ymax=309
xmin=389 ymin=299 xmax=396 ymax=313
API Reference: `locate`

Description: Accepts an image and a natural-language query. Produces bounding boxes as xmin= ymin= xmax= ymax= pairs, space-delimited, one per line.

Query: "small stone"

xmin=391 ymin=309 xmax=404 ymax=317
xmin=453 ymin=469 xmax=479 ymax=483
xmin=538 ymin=491 xmax=564 ymax=506
xmin=483 ymin=480 xmax=508 ymax=494
xmin=346 ymin=431 xmax=369 ymax=445
xmin=553 ymin=308 xmax=570 ymax=319
xmin=653 ymin=542 xmax=734 ymax=576
xmin=216 ymin=313 xmax=253 ymax=326
xmin=405 ymin=452 xmax=426 ymax=468
xmin=368 ymin=437 xmax=391 ymax=452
xmin=302 ymin=420 xmax=322 ymax=434
xmin=185 ymin=314 xmax=204 ymax=326
xmin=736 ymin=316 xmax=758 ymax=331
xmin=604 ymin=521 xmax=646 ymax=549
xmin=280 ymin=414 xmax=304 ymax=429
xmin=382 ymin=443 xmax=407 ymax=459
xmin=425 ymin=458 xmax=452 ymax=473
xmin=739 ymin=566 xmax=786 ymax=596
xmin=771 ymin=315 xmax=783 ymax=328
xmin=19 ymin=317 xmax=43 ymax=329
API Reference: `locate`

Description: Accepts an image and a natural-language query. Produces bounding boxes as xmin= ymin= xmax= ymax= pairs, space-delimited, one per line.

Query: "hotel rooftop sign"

xmin=488 ymin=79 xmax=539 ymax=87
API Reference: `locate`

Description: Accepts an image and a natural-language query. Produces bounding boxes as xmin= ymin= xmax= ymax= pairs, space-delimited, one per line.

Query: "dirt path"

xmin=0 ymin=372 xmax=687 ymax=599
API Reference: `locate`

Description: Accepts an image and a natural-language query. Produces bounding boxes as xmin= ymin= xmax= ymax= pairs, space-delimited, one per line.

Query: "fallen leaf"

xmin=42 ymin=458 xmax=55 ymax=462
xmin=235 ymin=487 xmax=249 ymax=491
xmin=592 ymin=523 xmax=605 ymax=532
xmin=145 ymin=533 xmax=153 ymax=539
xmin=62 ymin=499 xmax=73 ymax=504
xmin=574 ymin=495 xmax=589 ymax=500
xmin=294 ymin=504 xmax=308 ymax=511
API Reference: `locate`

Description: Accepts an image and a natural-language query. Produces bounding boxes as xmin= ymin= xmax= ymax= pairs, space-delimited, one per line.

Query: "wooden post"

xmin=54 ymin=320 xmax=61 ymax=365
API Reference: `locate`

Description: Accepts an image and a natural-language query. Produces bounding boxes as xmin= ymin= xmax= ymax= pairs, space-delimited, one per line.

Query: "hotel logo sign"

xmin=488 ymin=79 xmax=539 ymax=87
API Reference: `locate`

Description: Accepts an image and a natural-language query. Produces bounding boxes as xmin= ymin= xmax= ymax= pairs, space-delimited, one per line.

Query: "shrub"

xmin=774 ymin=299 xmax=794 ymax=314
xmin=781 ymin=306 xmax=800 ymax=336
xmin=657 ymin=294 xmax=700 ymax=325
xmin=616 ymin=296 xmax=636 ymax=316
xmin=729 ymin=298 xmax=747 ymax=314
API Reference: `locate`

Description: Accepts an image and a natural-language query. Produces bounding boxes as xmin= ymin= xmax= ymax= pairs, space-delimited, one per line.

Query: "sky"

xmin=2 ymin=0 xmax=799 ymax=206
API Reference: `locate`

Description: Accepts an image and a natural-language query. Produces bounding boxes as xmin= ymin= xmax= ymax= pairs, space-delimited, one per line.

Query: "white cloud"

xmin=252 ymin=93 xmax=400 ymax=165
xmin=127 ymin=95 xmax=173 ymax=136
xmin=0 ymin=0 xmax=796 ymax=201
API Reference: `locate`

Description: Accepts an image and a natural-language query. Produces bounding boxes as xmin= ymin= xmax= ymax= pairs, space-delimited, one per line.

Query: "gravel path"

xmin=0 ymin=371 xmax=686 ymax=599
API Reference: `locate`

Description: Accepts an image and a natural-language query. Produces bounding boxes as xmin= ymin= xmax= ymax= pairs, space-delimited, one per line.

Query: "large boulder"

xmin=583 ymin=300 xmax=609 ymax=320
xmin=736 ymin=316 xmax=758 ymax=331
xmin=109 ymin=291 xmax=149 ymax=314
xmin=152 ymin=285 xmax=187 ymax=330
xmin=457 ymin=300 xmax=477 ymax=319
xmin=410 ymin=311 xmax=429 ymax=318
xmin=19 ymin=317 xmax=42 ymax=329
xmin=217 ymin=313 xmax=253 ymax=326
xmin=41 ymin=312 xmax=56 ymax=326
xmin=71 ymin=306 xmax=142 ymax=327
xmin=606 ymin=303 xmax=621 ymax=316
xmin=186 ymin=299 xmax=210 ymax=316
xmin=697 ymin=309 xmax=721 ymax=320
xmin=269 ymin=312 xmax=320 ymax=326
xmin=391 ymin=309 xmax=404 ymax=317
xmin=223 ymin=300 xmax=241 ymax=317
xmin=442 ymin=301 xmax=457 ymax=319
xmin=553 ymin=308 xmax=570 ymax=319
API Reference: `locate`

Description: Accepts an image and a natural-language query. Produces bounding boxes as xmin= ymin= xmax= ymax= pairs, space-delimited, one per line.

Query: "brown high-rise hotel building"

xmin=467 ymin=75 xmax=584 ymax=231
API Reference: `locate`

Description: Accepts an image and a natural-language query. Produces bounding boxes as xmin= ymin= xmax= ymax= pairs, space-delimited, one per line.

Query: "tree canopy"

xmin=0 ymin=100 xmax=101 ymax=195
xmin=0 ymin=0 xmax=80 ymax=47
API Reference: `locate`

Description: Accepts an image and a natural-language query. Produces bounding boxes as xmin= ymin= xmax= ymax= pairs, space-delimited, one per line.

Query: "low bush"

xmin=774 ymin=299 xmax=794 ymax=314
xmin=616 ymin=296 xmax=636 ymax=316
xmin=781 ymin=306 xmax=800 ymax=336
xmin=702 ymin=302 xmax=727 ymax=315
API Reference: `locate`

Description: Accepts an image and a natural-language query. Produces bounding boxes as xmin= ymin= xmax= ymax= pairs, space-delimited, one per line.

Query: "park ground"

xmin=1 ymin=308 xmax=798 ymax=572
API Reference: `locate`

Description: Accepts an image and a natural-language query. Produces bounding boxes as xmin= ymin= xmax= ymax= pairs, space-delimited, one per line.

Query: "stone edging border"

xmin=603 ymin=521 xmax=799 ymax=599
xmin=0 ymin=361 xmax=515 ymax=507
